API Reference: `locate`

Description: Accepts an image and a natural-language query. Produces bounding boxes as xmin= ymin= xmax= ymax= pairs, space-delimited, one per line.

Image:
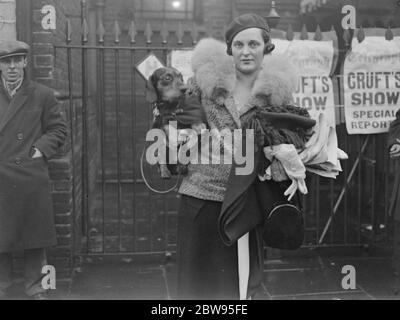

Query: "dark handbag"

xmin=254 ymin=179 xmax=304 ymax=250
xmin=262 ymin=200 xmax=304 ymax=250
xmin=218 ymin=151 xmax=305 ymax=248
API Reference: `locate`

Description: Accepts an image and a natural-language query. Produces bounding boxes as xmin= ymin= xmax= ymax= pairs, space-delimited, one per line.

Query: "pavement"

xmin=3 ymin=248 xmax=400 ymax=300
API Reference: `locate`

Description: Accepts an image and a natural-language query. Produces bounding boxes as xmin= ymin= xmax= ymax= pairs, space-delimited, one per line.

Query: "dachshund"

xmin=146 ymin=67 xmax=207 ymax=179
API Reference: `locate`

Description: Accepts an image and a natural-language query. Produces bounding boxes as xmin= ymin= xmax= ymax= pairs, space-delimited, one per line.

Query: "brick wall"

xmin=29 ymin=0 xmax=99 ymax=278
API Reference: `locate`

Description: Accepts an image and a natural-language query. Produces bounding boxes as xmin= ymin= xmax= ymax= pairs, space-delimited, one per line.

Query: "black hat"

xmin=225 ymin=13 xmax=274 ymax=55
xmin=0 ymin=40 xmax=30 ymax=60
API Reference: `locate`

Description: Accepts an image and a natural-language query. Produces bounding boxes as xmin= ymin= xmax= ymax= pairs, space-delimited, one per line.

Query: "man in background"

xmin=389 ymin=109 xmax=400 ymax=295
xmin=0 ymin=40 xmax=67 ymax=300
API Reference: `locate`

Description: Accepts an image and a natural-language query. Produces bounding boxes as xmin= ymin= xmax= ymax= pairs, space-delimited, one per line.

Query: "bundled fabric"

xmin=300 ymin=113 xmax=348 ymax=178
xmin=241 ymin=103 xmax=317 ymax=198
xmin=259 ymin=112 xmax=349 ymax=200
xmin=241 ymin=104 xmax=315 ymax=151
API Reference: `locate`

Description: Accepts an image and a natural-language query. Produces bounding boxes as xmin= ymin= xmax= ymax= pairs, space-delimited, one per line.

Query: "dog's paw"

xmin=159 ymin=165 xmax=172 ymax=179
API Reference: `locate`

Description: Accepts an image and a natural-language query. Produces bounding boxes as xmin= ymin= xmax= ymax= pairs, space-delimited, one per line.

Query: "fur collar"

xmin=191 ymin=38 xmax=299 ymax=114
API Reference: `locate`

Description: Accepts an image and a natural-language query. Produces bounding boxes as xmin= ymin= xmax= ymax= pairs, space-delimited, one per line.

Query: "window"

xmin=134 ymin=0 xmax=195 ymax=20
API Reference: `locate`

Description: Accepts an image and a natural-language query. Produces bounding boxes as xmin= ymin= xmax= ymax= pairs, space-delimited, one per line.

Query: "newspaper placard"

xmin=343 ymin=36 xmax=400 ymax=134
xmin=136 ymin=53 xmax=164 ymax=80
xmin=168 ymin=49 xmax=193 ymax=82
xmin=273 ymin=39 xmax=337 ymax=126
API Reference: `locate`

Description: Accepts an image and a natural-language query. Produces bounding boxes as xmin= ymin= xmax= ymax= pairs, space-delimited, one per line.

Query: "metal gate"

xmin=55 ymin=12 xmax=396 ymax=258
xmin=54 ymin=11 xmax=209 ymax=257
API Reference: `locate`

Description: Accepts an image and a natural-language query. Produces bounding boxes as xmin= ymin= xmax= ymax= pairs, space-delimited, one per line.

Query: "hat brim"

xmin=0 ymin=52 xmax=28 ymax=61
xmin=227 ymin=26 xmax=270 ymax=45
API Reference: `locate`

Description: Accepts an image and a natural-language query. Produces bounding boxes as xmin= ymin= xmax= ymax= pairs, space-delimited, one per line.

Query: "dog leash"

xmin=140 ymin=147 xmax=182 ymax=194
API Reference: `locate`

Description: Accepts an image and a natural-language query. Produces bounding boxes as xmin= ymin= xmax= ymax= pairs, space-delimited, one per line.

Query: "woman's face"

xmin=231 ymin=28 xmax=265 ymax=76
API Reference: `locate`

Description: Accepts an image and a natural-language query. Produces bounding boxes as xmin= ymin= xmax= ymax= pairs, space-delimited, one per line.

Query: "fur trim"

xmin=191 ymin=38 xmax=299 ymax=107
xmin=191 ymin=38 xmax=235 ymax=104
xmin=252 ymin=55 xmax=299 ymax=107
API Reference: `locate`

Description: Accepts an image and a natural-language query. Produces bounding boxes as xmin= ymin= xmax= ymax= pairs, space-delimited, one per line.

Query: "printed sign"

xmin=343 ymin=36 xmax=400 ymax=134
xmin=169 ymin=49 xmax=193 ymax=82
xmin=273 ymin=38 xmax=338 ymax=127
xmin=136 ymin=53 xmax=164 ymax=80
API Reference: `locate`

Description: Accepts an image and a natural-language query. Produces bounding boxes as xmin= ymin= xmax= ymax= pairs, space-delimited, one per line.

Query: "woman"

xmin=176 ymin=13 xmax=305 ymax=300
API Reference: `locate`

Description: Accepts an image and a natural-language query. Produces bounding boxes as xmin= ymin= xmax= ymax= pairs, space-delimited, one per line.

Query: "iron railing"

xmin=54 ymin=4 xmax=396 ymax=257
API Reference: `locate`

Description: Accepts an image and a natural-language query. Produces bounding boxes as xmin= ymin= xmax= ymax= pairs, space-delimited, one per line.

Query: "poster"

xmin=168 ymin=49 xmax=193 ymax=82
xmin=343 ymin=35 xmax=400 ymax=134
xmin=136 ymin=53 xmax=165 ymax=80
xmin=273 ymin=38 xmax=338 ymax=127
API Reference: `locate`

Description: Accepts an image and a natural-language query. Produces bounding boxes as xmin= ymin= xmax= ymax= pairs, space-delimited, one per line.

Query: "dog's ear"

xmin=146 ymin=75 xmax=158 ymax=103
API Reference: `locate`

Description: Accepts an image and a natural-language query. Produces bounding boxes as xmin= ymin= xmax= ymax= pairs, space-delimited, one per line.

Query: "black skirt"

xmin=177 ymin=195 xmax=264 ymax=300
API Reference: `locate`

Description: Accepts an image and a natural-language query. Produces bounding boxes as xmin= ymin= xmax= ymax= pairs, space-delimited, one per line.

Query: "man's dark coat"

xmin=0 ymin=79 xmax=67 ymax=253
xmin=389 ymin=110 xmax=400 ymax=222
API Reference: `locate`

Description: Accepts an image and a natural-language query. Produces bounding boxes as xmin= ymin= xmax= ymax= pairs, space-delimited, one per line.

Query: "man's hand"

xmin=32 ymin=147 xmax=43 ymax=159
xmin=390 ymin=140 xmax=400 ymax=159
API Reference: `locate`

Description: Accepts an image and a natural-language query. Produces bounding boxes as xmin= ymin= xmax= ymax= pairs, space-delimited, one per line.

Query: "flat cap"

xmin=225 ymin=13 xmax=271 ymax=46
xmin=0 ymin=40 xmax=30 ymax=60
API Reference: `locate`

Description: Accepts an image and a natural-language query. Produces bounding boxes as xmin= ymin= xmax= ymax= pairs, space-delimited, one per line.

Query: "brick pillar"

xmin=30 ymin=0 xmax=78 ymax=280
xmin=48 ymin=157 xmax=74 ymax=279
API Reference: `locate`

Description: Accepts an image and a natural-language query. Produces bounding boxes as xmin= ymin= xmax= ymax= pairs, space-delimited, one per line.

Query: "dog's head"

xmin=146 ymin=67 xmax=187 ymax=104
